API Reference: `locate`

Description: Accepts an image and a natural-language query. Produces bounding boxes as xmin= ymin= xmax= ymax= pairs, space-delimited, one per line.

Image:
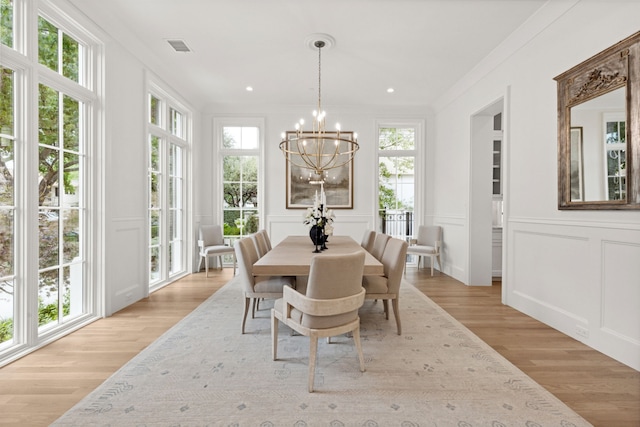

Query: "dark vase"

xmin=309 ymin=225 xmax=326 ymax=247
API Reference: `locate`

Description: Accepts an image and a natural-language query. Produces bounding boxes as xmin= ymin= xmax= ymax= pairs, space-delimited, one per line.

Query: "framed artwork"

xmin=285 ymin=130 xmax=354 ymax=209
xmin=570 ymin=127 xmax=584 ymax=201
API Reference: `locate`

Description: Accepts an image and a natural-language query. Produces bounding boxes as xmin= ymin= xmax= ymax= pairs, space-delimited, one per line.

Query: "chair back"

xmin=259 ymin=229 xmax=273 ymax=251
xmin=360 ymin=230 xmax=376 ymax=252
xmin=380 ymin=238 xmax=408 ymax=294
xmin=302 ymin=250 xmax=366 ymax=329
xmin=417 ymin=225 xmax=442 ymax=247
xmin=371 ymin=233 xmax=390 ymax=260
xmin=234 ymin=237 xmax=259 ymax=291
xmin=251 ymin=232 xmax=269 ymax=258
xmin=199 ymin=225 xmax=224 ymax=246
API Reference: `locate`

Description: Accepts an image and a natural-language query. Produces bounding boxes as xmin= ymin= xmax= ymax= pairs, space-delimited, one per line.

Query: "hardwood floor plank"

xmin=0 ymin=267 xmax=638 ymax=427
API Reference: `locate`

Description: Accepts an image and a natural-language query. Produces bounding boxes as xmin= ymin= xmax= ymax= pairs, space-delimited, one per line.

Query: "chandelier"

xmin=279 ymin=36 xmax=359 ymax=181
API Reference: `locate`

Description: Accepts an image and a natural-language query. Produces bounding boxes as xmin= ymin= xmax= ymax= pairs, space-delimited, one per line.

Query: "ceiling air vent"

xmin=167 ymin=39 xmax=191 ymax=53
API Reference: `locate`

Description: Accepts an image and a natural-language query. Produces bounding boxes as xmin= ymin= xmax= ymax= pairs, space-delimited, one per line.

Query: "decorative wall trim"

xmin=508 ymin=215 xmax=640 ymax=231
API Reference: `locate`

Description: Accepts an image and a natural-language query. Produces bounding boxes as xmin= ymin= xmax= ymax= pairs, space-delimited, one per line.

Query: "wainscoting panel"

xmin=106 ymin=218 xmax=147 ymax=316
xmin=507 ymin=218 xmax=640 ymax=370
xmin=600 ymin=239 xmax=640 ymax=349
xmin=267 ymin=215 xmax=375 ymax=247
xmin=431 ymin=215 xmax=466 ymax=282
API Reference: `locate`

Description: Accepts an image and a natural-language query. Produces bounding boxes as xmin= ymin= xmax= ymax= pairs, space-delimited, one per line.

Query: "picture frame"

xmin=285 ymin=130 xmax=354 ymax=209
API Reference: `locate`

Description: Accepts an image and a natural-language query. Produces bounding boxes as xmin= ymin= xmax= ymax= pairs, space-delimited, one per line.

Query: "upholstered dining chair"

xmin=370 ymin=232 xmax=390 ymax=261
xmin=198 ymin=225 xmax=236 ymax=277
xmin=362 ymin=237 xmax=408 ymax=335
xmin=251 ymin=231 xmax=269 ymax=258
xmin=271 ymin=250 xmax=366 ymax=392
xmin=234 ymin=237 xmax=295 ymax=334
xmin=258 ymin=229 xmax=273 ymax=251
xmin=406 ymin=225 xmax=442 ymax=276
xmin=360 ymin=229 xmax=376 ymax=253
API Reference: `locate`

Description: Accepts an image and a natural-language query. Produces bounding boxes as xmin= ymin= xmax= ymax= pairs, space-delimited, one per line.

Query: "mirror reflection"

xmin=569 ymin=87 xmax=626 ymax=202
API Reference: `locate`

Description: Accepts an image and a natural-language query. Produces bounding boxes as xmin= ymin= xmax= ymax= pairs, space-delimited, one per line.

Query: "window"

xmin=1 ymin=0 xmax=14 ymax=48
xmin=0 ymin=1 xmax=100 ymax=364
xmin=0 ymin=66 xmax=15 ymax=346
xmin=37 ymin=84 xmax=85 ymax=331
xmin=378 ymin=125 xmax=416 ymax=240
xmin=604 ymin=115 xmax=626 ymax=200
xmin=147 ymin=90 xmax=189 ymax=289
xmin=217 ymin=122 xmax=262 ymax=260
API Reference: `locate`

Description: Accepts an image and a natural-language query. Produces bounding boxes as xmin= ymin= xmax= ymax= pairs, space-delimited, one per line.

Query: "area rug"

xmin=52 ymin=279 xmax=591 ymax=426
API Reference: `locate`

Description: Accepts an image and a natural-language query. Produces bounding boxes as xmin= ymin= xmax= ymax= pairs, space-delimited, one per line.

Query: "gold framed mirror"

xmin=555 ymin=31 xmax=640 ymax=210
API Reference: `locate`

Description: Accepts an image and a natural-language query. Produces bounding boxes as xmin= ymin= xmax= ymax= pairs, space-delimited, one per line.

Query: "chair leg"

xmin=382 ymin=300 xmax=389 ymax=319
xmin=218 ymin=255 xmax=223 ymax=269
xmin=391 ymin=298 xmax=401 ymax=335
xmin=308 ymin=336 xmax=318 ymax=393
xmin=205 ymin=255 xmax=210 ymax=278
xmin=252 ymin=298 xmax=258 ymax=318
xmin=353 ymin=326 xmax=366 ymax=372
xmin=197 ymin=256 xmax=203 ymax=272
xmin=241 ymin=297 xmax=250 ymax=334
xmin=271 ymin=310 xmax=278 ymax=360
xmin=430 ymin=255 xmax=434 ymax=276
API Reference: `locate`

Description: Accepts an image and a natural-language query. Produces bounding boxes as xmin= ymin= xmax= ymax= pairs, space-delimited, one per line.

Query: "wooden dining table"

xmin=252 ymin=235 xmax=384 ymax=276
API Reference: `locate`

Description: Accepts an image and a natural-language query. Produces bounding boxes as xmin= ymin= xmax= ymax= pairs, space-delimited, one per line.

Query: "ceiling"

xmin=63 ymin=0 xmax=550 ymax=111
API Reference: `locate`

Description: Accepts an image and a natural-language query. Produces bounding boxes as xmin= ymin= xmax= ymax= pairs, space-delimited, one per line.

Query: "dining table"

xmin=252 ymin=235 xmax=384 ymax=277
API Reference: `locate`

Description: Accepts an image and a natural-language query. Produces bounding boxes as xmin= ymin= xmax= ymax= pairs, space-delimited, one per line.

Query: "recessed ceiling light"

xmin=387 ymin=88 xmax=395 ymax=93
xmin=246 ymin=86 xmax=253 ymax=92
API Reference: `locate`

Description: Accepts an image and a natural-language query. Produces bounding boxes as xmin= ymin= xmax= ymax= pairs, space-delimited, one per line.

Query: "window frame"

xmin=0 ymin=0 xmax=104 ymax=366
xmin=146 ymin=79 xmax=191 ymax=292
xmin=214 ymin=117 xmax=265 ymax=254
xmin=375 ymin=120 xmax=423 ymax=241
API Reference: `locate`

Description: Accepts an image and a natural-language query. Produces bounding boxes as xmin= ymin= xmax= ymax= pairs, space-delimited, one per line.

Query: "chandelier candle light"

xmin=279 ymin=35 xmax=359 ymax=185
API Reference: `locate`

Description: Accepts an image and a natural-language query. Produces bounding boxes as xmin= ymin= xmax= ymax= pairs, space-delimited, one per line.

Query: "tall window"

xmin=218 ymin=123 xmax=261 ymax=258
xmin=378 ymin=126 xmax=416 ymax=241
xmin=0 ymin=1 xmax=100 ymax=363
xmin=0 ymin=66 xmax=15 ymax=346
xmin=147 ymin=90 xmax=189 ymax=289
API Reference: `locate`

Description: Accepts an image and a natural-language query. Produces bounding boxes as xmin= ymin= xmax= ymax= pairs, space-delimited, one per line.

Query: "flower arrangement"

xmin=303 ymin=206 xmax=335 ymax=233
xmin=302 ymin=187 xmax=335 ymax=236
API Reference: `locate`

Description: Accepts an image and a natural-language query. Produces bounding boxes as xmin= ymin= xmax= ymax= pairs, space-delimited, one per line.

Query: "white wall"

xmin=431 ymin=1 xmax=640 ymax=370
xmin=103 ymin=42 xmax=148 ymax=315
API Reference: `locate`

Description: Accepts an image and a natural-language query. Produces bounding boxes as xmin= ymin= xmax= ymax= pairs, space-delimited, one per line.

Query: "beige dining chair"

xmin=362 ymin=237 xmax=408 ymax=335
xmin=234 ymin=237 xmax=294 ymax=334
xmin=406 ymin=225 xmax=442 ymax=276
xmin=360 ymin=229 xmax=376 ymax=253
xmin=370 ymin=232 xmax=390 ymax=261
xmin=198 ymin=225 xmax=236 ymax=277
xmin=251 ymin=231 xmax=269 ymax=258
xmin=271 ymin=250 xmax=366 ymax=392
xmin=258 ymin=229 xmax=273 ymax=251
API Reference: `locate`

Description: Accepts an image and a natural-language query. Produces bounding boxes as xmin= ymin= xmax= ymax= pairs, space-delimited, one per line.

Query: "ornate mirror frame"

xmin=554 ymin=31 xmax=640 ymax=210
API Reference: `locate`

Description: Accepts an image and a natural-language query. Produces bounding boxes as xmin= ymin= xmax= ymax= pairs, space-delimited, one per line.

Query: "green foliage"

xmin=0 ymin=317 xmax=12 ymax=343
xmin=37 ymin=288 xmax=71 ymax=327
xmin=244 ymin=214 xmax=259 ymax=234
xmin=0 ymin=0 xmax=13 ymax=47
xmin=378 ymin=128 xmax=415 ymax=211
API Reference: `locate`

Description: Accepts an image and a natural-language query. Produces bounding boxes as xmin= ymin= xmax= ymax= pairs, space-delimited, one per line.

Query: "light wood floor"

xmin=0 ymin=268 xmax=638 ymax=426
